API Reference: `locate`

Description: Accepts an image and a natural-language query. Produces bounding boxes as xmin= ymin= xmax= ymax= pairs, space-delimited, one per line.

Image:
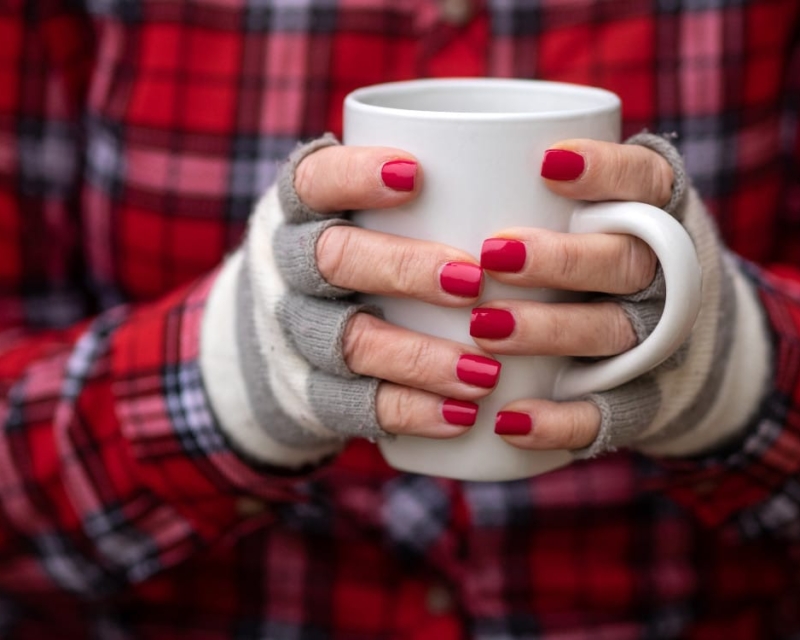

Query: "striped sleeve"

xmin=658 ymin=263 xmax=800 ymax=536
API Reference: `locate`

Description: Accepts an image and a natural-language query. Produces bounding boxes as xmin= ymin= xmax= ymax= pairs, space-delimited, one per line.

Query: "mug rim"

xmin=344 ymin=77 xmax=621 ymax=121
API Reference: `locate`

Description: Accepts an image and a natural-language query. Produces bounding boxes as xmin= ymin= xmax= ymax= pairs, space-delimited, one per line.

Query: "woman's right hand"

xmin=289 ymin=142 xmax=500 ymax=438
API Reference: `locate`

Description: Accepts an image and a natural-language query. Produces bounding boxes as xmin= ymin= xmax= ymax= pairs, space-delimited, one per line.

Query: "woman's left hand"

xmin=475 ymin=137 xmax=770 ymax=458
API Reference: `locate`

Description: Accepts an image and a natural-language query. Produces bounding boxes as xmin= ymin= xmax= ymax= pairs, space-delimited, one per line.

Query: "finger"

xmin=317 ymin=226 xmax=483 ymax=305
xmin=480 ymin=229 xmax=657 ymax=294
xmin=344 ymin=313 xmax=500 ymax=399
xmin=540 ymin=139 xmax=673 ymax=208
xmin=493 ymin=399 xmax=601 ymax=450
xmin=295 ymin=145 xmax=421 ymax=213
xmin=469 ymin=301 xmax=636 ymax=357
xmin=376 ymin=383 xmax=480 ymax=438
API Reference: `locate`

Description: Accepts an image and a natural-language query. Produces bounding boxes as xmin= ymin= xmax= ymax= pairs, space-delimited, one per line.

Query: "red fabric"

xmin=2 ymin=0 xmax=800 ymax=637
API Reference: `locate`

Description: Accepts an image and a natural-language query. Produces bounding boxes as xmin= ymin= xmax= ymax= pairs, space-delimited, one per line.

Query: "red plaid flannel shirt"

xmin=2 ymin=0 xmax=800 ymax=637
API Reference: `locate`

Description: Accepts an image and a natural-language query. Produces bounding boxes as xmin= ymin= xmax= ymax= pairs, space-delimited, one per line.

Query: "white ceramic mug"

xmin=344 ymin=78 xmax=701 ymax=481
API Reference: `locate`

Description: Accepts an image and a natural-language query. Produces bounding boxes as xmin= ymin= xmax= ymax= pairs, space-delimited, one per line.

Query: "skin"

xmin=293 ymin=139 xmax=673 ymax=449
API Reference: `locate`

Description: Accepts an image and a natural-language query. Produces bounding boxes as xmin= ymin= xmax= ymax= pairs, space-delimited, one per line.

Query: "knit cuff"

xmin=276 ymin=294 xmax=383 ymax=379
xmin=575 ymin=377 xmax=660 ymax=459
xmin=625 ymin=132 xmax=688 ymax=220
xmin=277 ymin=133 xmax=341 ymax=224
xmin=272 ymin=218 xmax=356 ymax=299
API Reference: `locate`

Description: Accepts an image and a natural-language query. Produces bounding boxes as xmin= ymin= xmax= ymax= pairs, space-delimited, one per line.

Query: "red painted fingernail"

xmin=495 ymin=411 xmax=532 ymax=435
xmin=440 ymin=262 xmax=482 ymax=297
xmin=442 ymin=399 xmax=479 ymax=427
xmin=456 ymin=354 xmax=501 ymax=388
xmin=381 ymin=160 xmax=417 ymax=191
xmin=470 ymin=308 xmax=515 ymax=339
xmin=481 ymin=238 xmax=526 ymax=272
xmin=541 ymin=149 xmax=585 ymax=181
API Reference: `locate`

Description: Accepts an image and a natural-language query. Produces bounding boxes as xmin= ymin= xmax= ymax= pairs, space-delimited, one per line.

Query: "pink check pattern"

xmin=1 ymin=0 xmax=800 ymax=637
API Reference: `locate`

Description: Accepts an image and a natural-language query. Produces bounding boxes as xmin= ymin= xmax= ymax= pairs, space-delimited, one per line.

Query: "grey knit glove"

xmin=575 ymin=133 xmax=771 ymax=459
xmin=200 ymin=135 xmax=388 ymax=469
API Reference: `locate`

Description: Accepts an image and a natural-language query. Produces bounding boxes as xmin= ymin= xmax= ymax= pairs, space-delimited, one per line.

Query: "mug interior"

xmin=348 ymin=78 xmax=619 ymax=118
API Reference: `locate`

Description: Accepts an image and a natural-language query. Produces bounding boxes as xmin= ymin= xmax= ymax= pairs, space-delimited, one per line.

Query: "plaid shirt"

xmin=1 ymin=0 xmax=800 ymax=637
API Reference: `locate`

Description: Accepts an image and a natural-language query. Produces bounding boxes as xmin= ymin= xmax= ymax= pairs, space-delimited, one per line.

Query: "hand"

xmin=210 ymin=134 xmax=515 ymax=471
xmin=290 ymin=141 xmax=501 ymax=437
xmin=479 ymin=136 xmax=770 ymax=458
xmin=206 ymin=135 xmax=506 ymax=468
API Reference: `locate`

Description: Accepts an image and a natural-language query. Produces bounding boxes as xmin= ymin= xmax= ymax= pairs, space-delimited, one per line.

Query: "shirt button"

xmin=426 ymin=583 xmax=455 ymax=615
xmin=438 ymin=0 xmax=473 ymax=25
xmin=236 ymin=497 xmax=267 ymax=517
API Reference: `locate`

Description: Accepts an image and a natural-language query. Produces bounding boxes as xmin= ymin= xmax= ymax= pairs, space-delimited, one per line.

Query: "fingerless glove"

xmin=577 ymin=133 xmax=772 ymax=458
xmin=200 ymin=135 xmax=388 ymax=470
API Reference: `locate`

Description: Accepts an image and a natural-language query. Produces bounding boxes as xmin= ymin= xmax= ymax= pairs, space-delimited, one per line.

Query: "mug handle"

xmin=552 ymin=201 xmax=702 ymax=401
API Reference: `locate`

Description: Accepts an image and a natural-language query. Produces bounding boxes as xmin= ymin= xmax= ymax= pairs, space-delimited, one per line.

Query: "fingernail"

xmin=442 ymin=399 xmax=479 ymax=427
xmin=470 ymin=308 xmax=515 ymax=339
xmin=495 ymin=411 xmax=533 ymax=435
xmin=440 ymin=262 xmax=482 ymax=297
xmin=481 ymin=238 xmax=526 ymax=272
xmin=456 ymin=354 xmax=501 ymax=388
xmin=541 ymin=149 xmax=585 ymax=181
xmin=381 ymin=159 xmax=417 ymax=191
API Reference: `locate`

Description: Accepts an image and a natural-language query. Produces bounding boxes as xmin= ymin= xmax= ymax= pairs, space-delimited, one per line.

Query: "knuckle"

xmin=293 ymin=156 xmax=316 ymax=206
xmin=649 ymin=152 xmax=674 ymax=207
xmin=333 ymin=153 xmax=361 ymax=196
xmin=555 ymin=236 xmax=582 ymax=283
xmin=642 ymin=162 xmax=669 ymax=207
xmin=607 ymin=145 xmax=633 ymax=196
xmin=378 ymin=385 xmax=418 ymax=435
xmin=625 ymin=146 xmax=673 ymax=206
xmin=644 ymin=163 xmax=663 ymax=203
xmin=608 ymin=304 xmax=637 ymax=353
xmin=542 ymin=311 xmax=570 ymax=352
xmin=606 ymin=145 xmax=670 ymax=205
xmin=562 ymin=410 xmax=591 ymax=449
xmin=622 ymin=237 xmax=657 ymax=292
xmin=403 ymin=336 xmax=437 ymax=383
xmin=315 ymin=226 xmax=351 ymax=286
xmin=388 ymin=244 xmax=425 ymax=295
xmin=608 ymin=167 xmax=631 ymax=199
xmin=294 ymin=148 xmax=373 ymax=212
xmin=341 ymin=312 xmax=378 ymax=371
